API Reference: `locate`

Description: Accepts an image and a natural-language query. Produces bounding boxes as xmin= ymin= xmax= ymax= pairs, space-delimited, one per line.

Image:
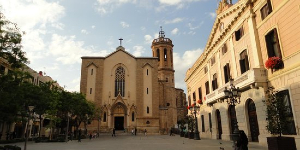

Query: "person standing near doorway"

xmin=144 ymin=129 xmax=147 ymax=136
xmin=134 ymin=128 xmax=137 ymax=136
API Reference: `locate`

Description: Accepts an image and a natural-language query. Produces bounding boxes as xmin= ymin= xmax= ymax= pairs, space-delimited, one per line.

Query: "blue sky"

xmin=0 ymin=0 xmax=238 ymax=92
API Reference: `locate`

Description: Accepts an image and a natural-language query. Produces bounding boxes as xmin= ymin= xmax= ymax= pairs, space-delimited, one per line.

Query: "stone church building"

xmin=80 ymin=29 xmax=186 ymax=133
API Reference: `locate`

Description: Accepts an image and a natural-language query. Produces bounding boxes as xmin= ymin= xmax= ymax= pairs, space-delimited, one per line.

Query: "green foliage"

xmin=0 ymin=12 xmax=28 ymax=69
xmin=187 ymin=115 xmax=195 ymax=132
xmin=265 ymin=87 xmax=289 ymax=137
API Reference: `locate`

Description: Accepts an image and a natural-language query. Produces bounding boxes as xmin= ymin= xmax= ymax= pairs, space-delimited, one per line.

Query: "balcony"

xmin=206 ymin=68 xmax=267 ymax=104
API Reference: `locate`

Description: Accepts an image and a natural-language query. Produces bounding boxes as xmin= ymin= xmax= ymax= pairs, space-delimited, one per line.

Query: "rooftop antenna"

xmin=119 ymin=38 xmax=123 ymax=46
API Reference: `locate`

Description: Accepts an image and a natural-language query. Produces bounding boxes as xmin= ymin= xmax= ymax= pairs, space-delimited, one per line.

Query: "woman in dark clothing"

xmin=236 ymin=130 xmax=248 ymax=150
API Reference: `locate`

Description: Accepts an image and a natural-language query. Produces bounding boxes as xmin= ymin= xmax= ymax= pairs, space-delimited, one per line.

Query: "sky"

xmin=0 ymin=0 xmax=238 ymax=92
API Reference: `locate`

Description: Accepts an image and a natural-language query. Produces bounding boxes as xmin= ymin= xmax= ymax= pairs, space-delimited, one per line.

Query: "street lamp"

xmin=223 ymin=80 xmax=241 ymax=148
xmin=189 ymin=101 xmax=200 ymax=140
xmin=65 ymin=112 xmax=71 ymax=142
xmin=24 ymin=106 xmax=34 ymax=150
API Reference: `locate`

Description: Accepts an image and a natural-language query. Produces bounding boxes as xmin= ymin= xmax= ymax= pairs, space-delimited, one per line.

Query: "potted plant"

xmin=265 ymin=56 xmax=284 ymax=72
xmin=264 ymin=87 xmax=296 ymax=150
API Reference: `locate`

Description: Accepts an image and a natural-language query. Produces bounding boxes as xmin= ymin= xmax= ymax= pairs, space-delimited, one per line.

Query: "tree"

xmin=265 ymin=86 xmax=290 ymax=136
xmin=0 ymin=11 xmax=28 ymax=69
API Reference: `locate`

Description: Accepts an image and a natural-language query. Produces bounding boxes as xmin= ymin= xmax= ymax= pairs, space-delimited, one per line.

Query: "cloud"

xmin=208 ymin=12 xmax=216 ymax=19
xmin=49 ymin=34 xmax=109 ymax=65
xmin=132 ymin=46 xmax=145 ymax=57
xmin=91 ymin=25 xmax=96 ymax=29
xmin=95 ymin=0 xmax=137 ymax=15
xmin=171 ymin=28 xmax=179 ymax=35
xmin=164 ymin=18 xmax=184 ymax=24
xmin=159 ymin=0 xmax=182 ymax=5
xmin=173 ymin=48 xmax=203 ymax=90
xmin=144 ymin=35 xmax=153 ymax=44
xmin=120 ymin=21 xmax=129 ymax=28
xmin=81 ymin=29 xmax=89 ymax=34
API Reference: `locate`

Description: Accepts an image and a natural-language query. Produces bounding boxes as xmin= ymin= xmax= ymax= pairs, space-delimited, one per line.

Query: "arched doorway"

xmin=216 ymin=109 xmax=222 ymax=139
xmin=112 ymin=102 xmax=127 ymax=130
xmin=247 ymin=99 xmax=259 ymax=142
xmin=229 ymin=105 xmax=237 ymax=136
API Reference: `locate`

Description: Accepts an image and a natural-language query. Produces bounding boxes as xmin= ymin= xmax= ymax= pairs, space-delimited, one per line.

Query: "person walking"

xmin=78 ymin=129 xmax=81 ymax=142
xmin=131 ymin=129 xmax=134 ymax=135
xmin=134 ymin=128 xmax=137 ymax=136
xmin=144 ymin=129 xmax=147 ymax=136
xmin=236 ymin=130 xmax=248 ymax=150
xmin=169 ymin=128 xmax=173 ymax=136
xmin=112 ymin=128 xmax=116 ymax=137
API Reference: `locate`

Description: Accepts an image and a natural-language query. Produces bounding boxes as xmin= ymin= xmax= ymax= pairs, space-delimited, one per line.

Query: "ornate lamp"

xmin=189 ymin=100 xmax=201 ymax=140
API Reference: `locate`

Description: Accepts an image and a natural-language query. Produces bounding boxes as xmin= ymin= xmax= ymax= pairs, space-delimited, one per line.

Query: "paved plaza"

xmin=1 ymin=133 xmax=267 ymax=150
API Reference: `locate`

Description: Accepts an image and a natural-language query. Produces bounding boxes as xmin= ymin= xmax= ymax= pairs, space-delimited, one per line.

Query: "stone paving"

xmin=1 ymin=134 xmax=267 ymax=150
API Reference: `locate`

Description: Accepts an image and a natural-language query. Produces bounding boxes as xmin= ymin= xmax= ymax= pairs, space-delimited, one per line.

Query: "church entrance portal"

xmin=114 ymin=117 xmax=124 ymax=130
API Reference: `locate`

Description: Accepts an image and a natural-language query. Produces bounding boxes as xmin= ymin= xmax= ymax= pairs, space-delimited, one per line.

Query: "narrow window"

xmin=201 ymin=115 xmax=205 ymax=132
xmin=277 ymin=90 xmax=296 ymax=135
xmin=222 ymin=43 xmax=227 ymax=55
xmin=147 ymin=106 xmax=149 ymax=114
xmin=223 ymin=63 xmax=231 ymax=83
xmin=212 ymin=74 xmax=218 ymax=91
xmin=157 ymin=49 xmax=160 ymax=61
xmin=239 ymin=50 xmax=249 ymax=74
xmin=147 ymin=88 xmax=149 ymax=94
xmin=103 ymin=112 xmax=107 ymax=122
xmin=90 ymin=88 xmax=92 ymax=94
xmin=265 ymin=29 xmax=282 ymax=58
xmin=260 ymin=0 xmax=272 ymax=20
xmin=209 ymin=113 xmax=212 ymax=132
xmin=205 ymin=81 xmax=210 ymax=94
xmin=164 ymin=48 xmax=167 ymax=61
xmin=166 ymin=78 xmax=168 ymax=82
xmin=132 ymin=112 xmax=135 ymax=121
xmin=211 ymin=56 xmax=215 ymax=66
xmin=188 ymin=96 xmax=191 ymax=106
xmin=235 ymin=26 xmax=244 ymax=41
xmin=204 ymin=66 xmax=208 ymax=74
xmin=147 ymin=69 xmax=148 ymax=75
xmin=198 ymin=87 xmax=202 ymax=101
xmin=192 ymin=92 xmax=196 ymax=101
xmin=91 ymin=69 xmax=93 ymax=75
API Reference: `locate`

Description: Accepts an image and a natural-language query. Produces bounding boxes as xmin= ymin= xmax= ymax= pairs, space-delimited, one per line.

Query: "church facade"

xmin=80 ymin=30 xmax=186 ymax=134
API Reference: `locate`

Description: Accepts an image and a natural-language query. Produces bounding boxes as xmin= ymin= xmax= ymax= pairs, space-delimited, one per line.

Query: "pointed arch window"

xmin=115 ymin=66 xmax=125 ymax=97
xmin=103 ymin=112 xmax=107 ymax=122
xmin=164 ymin=48 xmax=167 ymax=61
xmin=132 ymin=112 xmax=135 ymax=121
xmin=157 ymin=49 xmax=160 ymax=61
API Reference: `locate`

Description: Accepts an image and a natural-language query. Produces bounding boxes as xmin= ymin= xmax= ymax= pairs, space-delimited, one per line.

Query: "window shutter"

xmin=240 ymin=59 xmax=246 ymax=74
xmin=273 ymin=29 xmax=282 ymax=58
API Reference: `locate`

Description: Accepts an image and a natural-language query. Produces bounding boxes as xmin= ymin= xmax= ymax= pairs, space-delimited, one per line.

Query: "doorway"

xmin=247 ymin=99 xmax=259 ymax=142
xmin=114 ymin=117 xmax=124 ymax=130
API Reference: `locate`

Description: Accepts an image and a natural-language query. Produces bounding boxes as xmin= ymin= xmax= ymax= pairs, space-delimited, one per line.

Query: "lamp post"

xmin=97 ymin=116 xmax=101 ymax=137
xmin=189 ymin=101 xmax=200 ymax=140
xmin=24 ymin=106 xmax=34 ymax=150
xmin=65 ymin=112 xmax=71 ymax=142
xmin=223 ymin=80 xmax=241 ymax=148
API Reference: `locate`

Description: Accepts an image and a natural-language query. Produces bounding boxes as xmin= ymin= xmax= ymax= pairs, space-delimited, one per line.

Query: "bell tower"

xmin=151 ymin=27 xmax=175 ymax=87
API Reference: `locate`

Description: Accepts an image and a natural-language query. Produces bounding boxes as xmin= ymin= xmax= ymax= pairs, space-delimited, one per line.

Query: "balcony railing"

xmin=206 ymin=68 xmax=267 ymax=104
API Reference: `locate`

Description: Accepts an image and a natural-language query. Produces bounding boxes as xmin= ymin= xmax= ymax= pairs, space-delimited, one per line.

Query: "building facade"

xmin=80 ymin=30 xmax=186 ymax=134
xmin=185 ymin=0 xmax=300 ymax=147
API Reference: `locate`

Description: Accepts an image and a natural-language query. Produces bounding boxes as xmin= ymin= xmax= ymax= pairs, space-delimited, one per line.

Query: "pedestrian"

xmin=131 ymin=129 xmax=134 ymax=135
xmin=169 ymin=128 xmax=173 ymax=136
xmin=70 ymin=132 xmax=73 ymax=141
xmin=78 ymin=129 xmax=81 ymax=142
xmin=89 ymin=132 xmax=92 ymax=140
xmin=236 ymin=130 xmax=248 ymax=150
xmin=112 ymin=128 xmax=116 ymax=137
xmin=144 ymin=129 xmax=147 ymax=136
xmin=134 ymin=128 xmax=137 ymax=136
